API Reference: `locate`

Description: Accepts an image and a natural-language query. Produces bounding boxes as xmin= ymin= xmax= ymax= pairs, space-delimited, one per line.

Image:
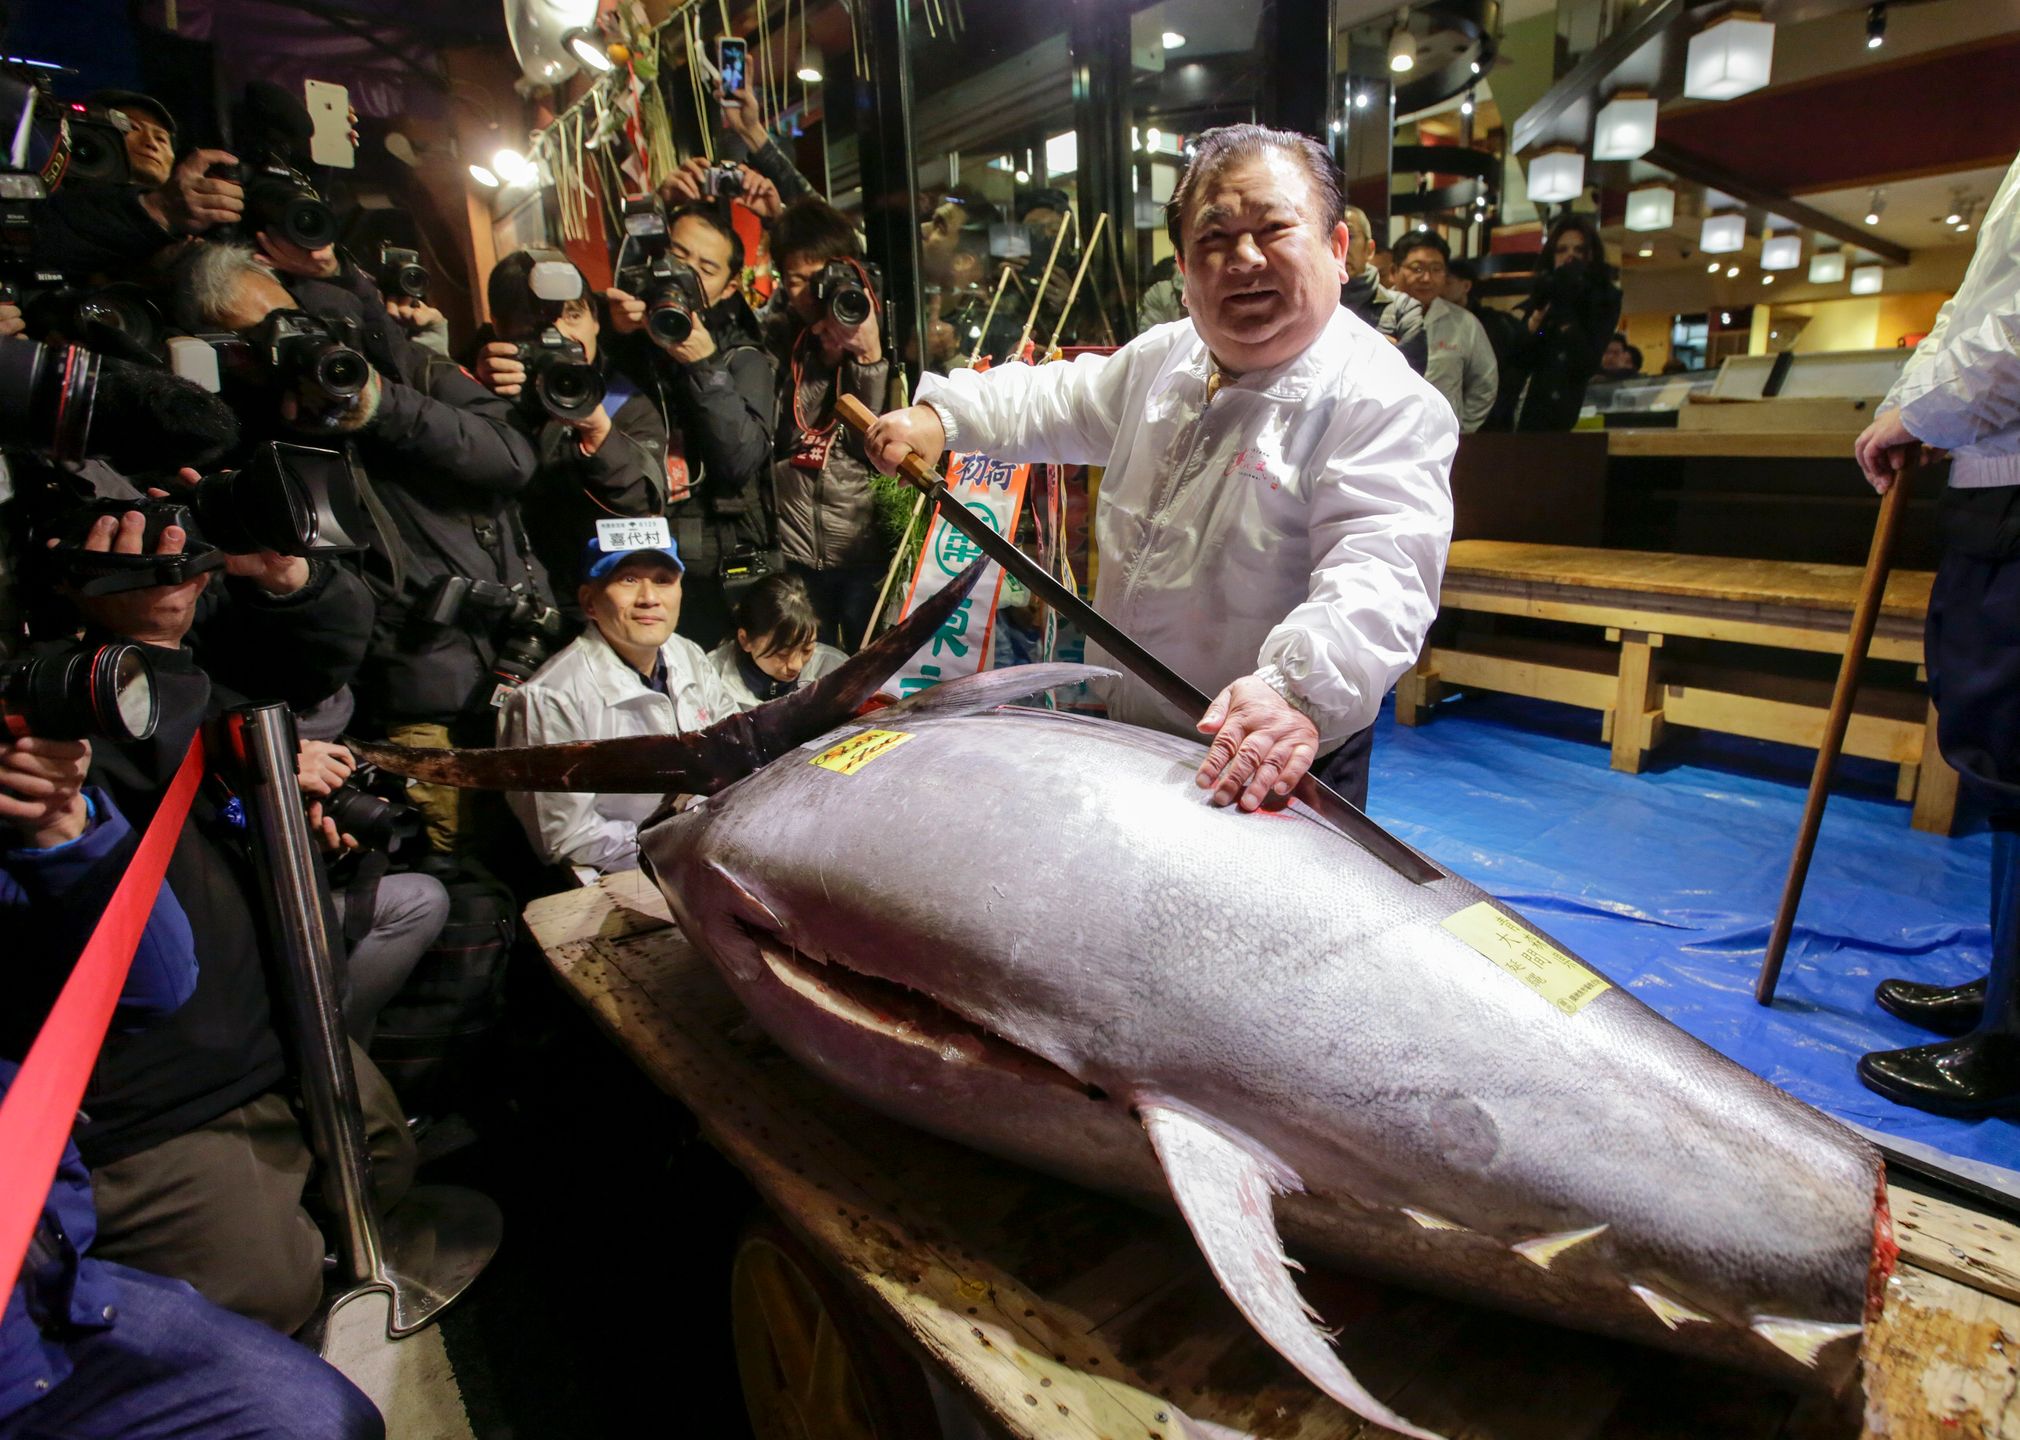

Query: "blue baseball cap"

xmin=580 ymin=533 xmax=684 ymax=584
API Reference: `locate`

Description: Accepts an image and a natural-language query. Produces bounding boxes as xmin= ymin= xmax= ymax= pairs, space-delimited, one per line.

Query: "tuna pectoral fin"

xmin=1138 ymin=1105 xmax=1448 ymax=1440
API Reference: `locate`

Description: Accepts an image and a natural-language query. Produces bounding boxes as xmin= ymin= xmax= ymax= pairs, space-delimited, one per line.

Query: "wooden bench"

xmin=1395 ymin=541 xmax=1961 ymax=835
xmin=524 ymin=872 xmax=2020 ymax=1439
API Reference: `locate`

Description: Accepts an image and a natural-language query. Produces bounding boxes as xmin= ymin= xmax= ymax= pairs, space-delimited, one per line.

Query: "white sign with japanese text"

xmin=891 ymin=452 xmax=1031 ymax=696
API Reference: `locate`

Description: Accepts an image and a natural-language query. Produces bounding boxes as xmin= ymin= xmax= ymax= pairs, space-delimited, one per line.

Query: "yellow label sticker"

xmin=1440 ymin=901 xmax=1611 ymax=1016
xmin=809 ymin=728 xmax=915 ymax=776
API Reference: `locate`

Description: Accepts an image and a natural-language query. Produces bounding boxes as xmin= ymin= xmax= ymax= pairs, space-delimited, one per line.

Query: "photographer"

xmin=473 ymin=249 xmax=670 ymax=622
xmin=17 ymin=492 xmax=413 ymax=1337
xmin=171 ymin=242 xmax=549 ymax=853
xmin=0 ymin=744 xmax=383 ymax=1439
xmin=765 ymin=198 xmax=890 ymax=650
xmin=606 ymin=200 xmax=775 ymax=649
xmin=1506 ymin=213 xmax=1622 ymax=433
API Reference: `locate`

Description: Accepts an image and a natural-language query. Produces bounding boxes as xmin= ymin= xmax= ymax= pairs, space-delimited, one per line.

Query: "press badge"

xmin=595 ymin=516 xmax=674 ymax=552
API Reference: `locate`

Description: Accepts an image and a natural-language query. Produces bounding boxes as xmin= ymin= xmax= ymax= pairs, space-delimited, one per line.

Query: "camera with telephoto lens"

xmin=0 ymin=641 xmax=158 ymax=742
xmin=317 ymin=761 xmax=421 ymax=849
xmin=210 ymin=154 xmax=337 ymax=251
xmin=616 ymin=196 xmax=708 ymax=348
xmin=419 ymin=573 xmax=566 ymax=705
xmin=36 ymin=442 xmax=367 ymax=597
xmin=376 ymin=244 xmax=428 ymax=301
xmin=6 ymin=276 xmax=168 ymax=365
xmin=811 ymin=258 xmax=877 ymax=329
xmin=0 ymin=333 xmax=102 ymax=463
xmin=252 ymin=308 xmax=369 ymax=402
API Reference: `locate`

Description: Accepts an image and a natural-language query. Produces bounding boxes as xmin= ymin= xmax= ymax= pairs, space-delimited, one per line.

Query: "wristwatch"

xmin=1252 ymin=662 xmax=1316 ymax=720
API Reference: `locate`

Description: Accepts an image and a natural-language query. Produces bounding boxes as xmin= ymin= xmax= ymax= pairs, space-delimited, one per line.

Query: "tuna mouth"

xmin=741 ymin=924 xmax=1103 ymax=1101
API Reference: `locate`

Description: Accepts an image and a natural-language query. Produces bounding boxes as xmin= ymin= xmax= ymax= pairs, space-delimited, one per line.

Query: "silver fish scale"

xmin=645 ymin=703 xmax=1883 ymax=1382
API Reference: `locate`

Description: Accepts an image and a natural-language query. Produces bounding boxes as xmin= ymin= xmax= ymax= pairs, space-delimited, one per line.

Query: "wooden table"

xmin=525 ymin=871 xmax=2020 ymax=1439
xmin=1395 ymin=541 xmax=1960 ymax=834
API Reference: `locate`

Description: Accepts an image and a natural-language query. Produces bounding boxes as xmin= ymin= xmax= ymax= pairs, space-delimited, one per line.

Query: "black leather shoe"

xmin=1874 ymin=976 xmax=1988 ymax=1037
xmin=1857 ymin=1032 xmax=2020 ymax=1117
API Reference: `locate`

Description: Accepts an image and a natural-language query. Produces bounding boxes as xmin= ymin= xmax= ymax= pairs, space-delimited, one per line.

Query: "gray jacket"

xmin=767 ymin=318 xmax=891 ymax=571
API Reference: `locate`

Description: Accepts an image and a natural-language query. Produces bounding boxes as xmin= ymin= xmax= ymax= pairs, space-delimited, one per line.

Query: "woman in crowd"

xmin=711 ymin=572 xmax=850 ymax=709
xmin=1504 ymin=212 xmax=1623 ymax=432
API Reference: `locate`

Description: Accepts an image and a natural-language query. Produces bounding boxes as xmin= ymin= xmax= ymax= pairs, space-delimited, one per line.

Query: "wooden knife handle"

xmin=834 ymin=394 xmax=940 ymax=492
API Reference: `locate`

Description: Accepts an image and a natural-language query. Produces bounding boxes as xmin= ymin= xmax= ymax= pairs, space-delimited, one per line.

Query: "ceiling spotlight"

xmin=1761 ymin=274 xmax=1774 ymax=284
xmin=468 ymin=163 xmax=500 ymax=188
xmin=796 ymin=46 xmax=823 ymax=83
xmin=1146 ymin=127 xmax=1162 ymax=149
xmin=1725 ymin=265 xmax=1740 ymax=278
xmin=1354 ymin=89 xmax=1371 ymax=109
xmin=1864 ymin=189 xmax=1885 ymax=225
xmin=1389 ymin=12 xmax=1417 ymax=73
xmin=505 ymin=0 xmax=600 ymax=84
xmin=1460 ymin=89 xmax=1475 ymax=117
xmin=1470 ymin=59 xmax=1482 ymax=74
xmin=1330 ymin=117 xmax=1343 ymax=133
xmin=1865 ymin=3 xmax=1887 ymax=49
xmin=1162 ymin=30 xmax=1187 ymax=49
xmin=491 ymin=147 xmax=536 ymax=186
xmin=1638 ymin=247 xmax=1654 ymax=258
xmin=1707 ymin=261 xmax=1721 ymax=273
xmin=1944 ymin=207 xmax=1962 ymax=226
xmin=564 ymin=28 xmax=613 ymax=73
xmin=1014 ymin=168 xmax=1030 ymax=183
xmin=1721 ymin=311 xmax=1732 ymax=324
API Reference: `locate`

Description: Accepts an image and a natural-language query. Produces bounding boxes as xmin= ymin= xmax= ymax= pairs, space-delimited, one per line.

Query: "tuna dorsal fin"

xmin=354 ymin=559 xmax=989 ymax=796
xmin=877 ymin=663 xmax=1118 ymax=720
xmin=1138 ymin=1103 xmax=1449 ymax=1440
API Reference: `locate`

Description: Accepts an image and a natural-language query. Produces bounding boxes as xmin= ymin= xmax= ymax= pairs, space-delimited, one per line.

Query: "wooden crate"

xmin=525 ymin=873 xmax=2020 ymax=1439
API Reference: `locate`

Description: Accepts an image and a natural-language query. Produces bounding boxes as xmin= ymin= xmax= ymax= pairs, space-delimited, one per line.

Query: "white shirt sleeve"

xmin=496 ymin=685 xmax=639 ymax=873
xmin=914 ymin=343 xmax=1143 ymax=466
xmin=1257 ymin=382 xmax=1457 ymax=744
xmin=1459 ymin=312 xmax=1499 ymax=433
xmin=1885 ymin=151 xmax=2020 ymax=450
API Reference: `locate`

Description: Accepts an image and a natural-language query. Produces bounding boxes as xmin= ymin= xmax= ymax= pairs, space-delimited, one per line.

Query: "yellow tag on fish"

xmin=1440 ymin=901 xmax=1611 ymax=1017
xmin=809 ymin=728 xmax=914 ymax=776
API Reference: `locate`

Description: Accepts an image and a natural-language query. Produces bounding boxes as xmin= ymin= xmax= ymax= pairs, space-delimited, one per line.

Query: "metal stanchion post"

xmin=227 ymin=703 xmax=501 ymax=1339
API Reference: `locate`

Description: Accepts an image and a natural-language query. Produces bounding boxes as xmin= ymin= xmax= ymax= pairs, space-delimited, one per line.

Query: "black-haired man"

xmin=1392 ymin=229 xmax=1497 ymax=432
xmin=869 ymin=124 xmax=1455 ymax=814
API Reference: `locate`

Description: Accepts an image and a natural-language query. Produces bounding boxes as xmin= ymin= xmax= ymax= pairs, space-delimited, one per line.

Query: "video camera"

xmin=811 ymin=258 xmax=877 ymax=328
xmin=500 ymin=248 xmax=604 ymax=424
xmin=376 ymin=243 xmax=428 ymax=301
xmin=0 ymin=640 xmax=158 ymax=742
xmin=616 ymin=196 xmax=708 ymax=348
xmin=36 ymin=441 xmax=369 ymax=595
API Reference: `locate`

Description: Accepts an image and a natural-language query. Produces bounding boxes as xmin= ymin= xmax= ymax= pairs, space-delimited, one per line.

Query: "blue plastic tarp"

xmin=1366 ymin=692 xmax=2018 ymax=1182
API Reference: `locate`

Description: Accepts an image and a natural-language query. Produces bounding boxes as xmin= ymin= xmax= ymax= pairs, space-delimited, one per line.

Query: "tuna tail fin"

xmin=353 ymin=559 xmax=989 ymax=796
xmin=1138 ymin=1104 xmax=1449 ymax=1440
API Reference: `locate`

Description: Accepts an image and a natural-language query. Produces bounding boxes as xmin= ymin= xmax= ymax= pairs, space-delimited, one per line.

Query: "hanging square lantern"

xmin=1700 ymin=212 xmax=1746 ymax=254
xmin=1527 ymin=147 xmax=1585 ymax=204
xmin=1625 ymin=185 xmax=1676 ymax=232
xmin=1760 ymin=233 xmax=1802 ymax=270
xmin=1850 ymin=265 xmax=1883 ymax=295
xmin=1808 ymin=251 xmax=1846 ymax=284
xmin=1593 ymin=95 xmax=1658 ymax=161
xmin=1684 ymin=14 xmax=1776 ymax=101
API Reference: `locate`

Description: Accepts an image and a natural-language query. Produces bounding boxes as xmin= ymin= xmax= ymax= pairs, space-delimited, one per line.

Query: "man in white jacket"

xmin=867 ymin=124 xmax=1456 ymax=812
xmin=1851 ymin=147 xmax=2020 ymax=1118
xmin=496 ymin=528 xmax=738 ymax=874
xmin=1391 ymin=228 xmax=1498 ymax=433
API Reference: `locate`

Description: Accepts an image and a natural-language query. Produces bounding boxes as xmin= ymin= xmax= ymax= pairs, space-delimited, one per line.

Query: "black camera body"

xmin=420 ymin=573 xmax=566 ymax=706
xmin=513 ymin=326 xmax=604 ymax=424
xmin=811 ymin=258 xmax=877 ymax=329
xmin=617 ymin=196 xmax=708 ymax=348
xmin=52 ymin=101 xmax=134 ymax=188
xmin=377 ymin=244 xmax=428 ymax=301
xmin=318 ymin=761 xmax=422 ymax=849
xmin=212 ymin=155 xmax=337 ymax=251
xmin=253 ymin=309 xmax=369 ymax=402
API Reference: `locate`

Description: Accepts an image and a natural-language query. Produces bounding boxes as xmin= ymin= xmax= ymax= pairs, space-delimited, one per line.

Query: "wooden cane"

xmin=1012 ymin=210 xmax=1076 ymax=360
xmin=1755 ymin=466 xmax=1916 ymax=1005
xmin=1046 ymin=213 xmax=1109 ymax=358
xmin=964 ymin=265 xmax=1016 ymax=370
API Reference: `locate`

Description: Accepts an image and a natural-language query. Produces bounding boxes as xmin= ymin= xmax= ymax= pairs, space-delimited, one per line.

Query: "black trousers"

xmin=1925 ymin=487 xmax=2020 ymax=1033
xmin=1311 ymin=723 xmax=1374 ymax=811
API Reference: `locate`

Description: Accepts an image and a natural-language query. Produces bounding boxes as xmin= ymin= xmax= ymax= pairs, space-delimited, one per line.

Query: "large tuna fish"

xmin=362 ymin=566 xmax=1893 ymax=1440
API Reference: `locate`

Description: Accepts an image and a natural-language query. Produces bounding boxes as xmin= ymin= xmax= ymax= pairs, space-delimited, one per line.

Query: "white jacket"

xmin=916 ymin=308 xmax=1456 ymax=745
xmin=707 ymin=639 xmax=849 ymax=711
xmin=1422 ymin=296 xmax=1499 ymax=433
xmin=1885 ymin=146 xmax=2020 ymax=488
xmin=496 ymin=625 xmax=737 ymax=873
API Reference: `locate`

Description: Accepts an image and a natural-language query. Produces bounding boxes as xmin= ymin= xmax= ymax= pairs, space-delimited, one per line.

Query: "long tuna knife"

xmin=835 ymin=394 xmax=1442 ymax=886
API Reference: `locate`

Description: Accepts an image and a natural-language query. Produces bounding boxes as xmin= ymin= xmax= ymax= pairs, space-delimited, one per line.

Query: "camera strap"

xmin=788 ymin=327 xmax=841 ymax=474
xmin=0 ymin=732 xmax=205 ymax=1304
